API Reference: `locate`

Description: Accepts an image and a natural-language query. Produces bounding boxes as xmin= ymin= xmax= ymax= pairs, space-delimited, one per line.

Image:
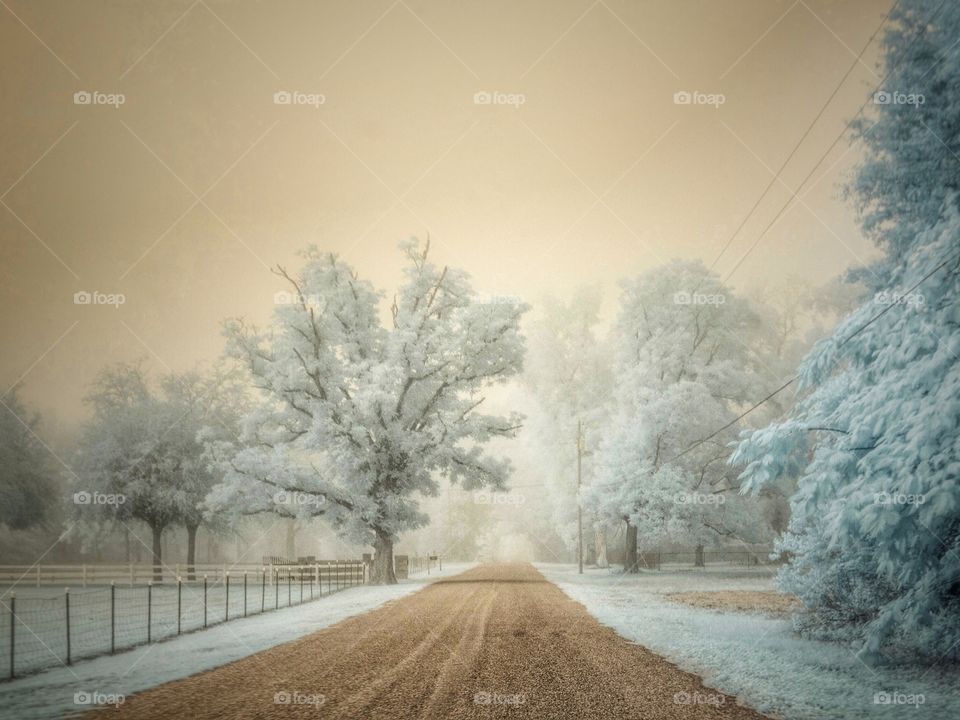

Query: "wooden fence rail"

xmin=0 ymin=561 xmax=365 ymax=588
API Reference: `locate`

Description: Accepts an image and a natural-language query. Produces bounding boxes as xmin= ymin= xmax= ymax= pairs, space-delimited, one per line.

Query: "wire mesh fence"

xmin=634 ymin=547 xmax=777 ymax=570
xmin=0 ymin=561 xmax=366 ymax=680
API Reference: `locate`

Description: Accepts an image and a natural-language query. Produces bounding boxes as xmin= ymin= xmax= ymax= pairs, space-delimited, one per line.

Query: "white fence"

xmin=0 ymin=561 xmax=366 ymax=680
xmin=0 ymin=561 xmax=367 ymax=588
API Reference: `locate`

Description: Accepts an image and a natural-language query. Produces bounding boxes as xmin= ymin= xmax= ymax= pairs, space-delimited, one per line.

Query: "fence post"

xmin=65 ymin=588 xmax=71 ymax=666
xmin=275 ymin=570 xmax=279 ymax=609
xmin=203 ymin=575 xmax=208 ymax=628
xmin=82 ymin=564 xmax=87 ymax=588
xmin=36 ymin=567 xmax=40 ymax=588
xmin=261 ymin=570 xmax=266 ymax=613
xmin=287 ymin=571 xmax=291 ymax=607
xmin=300 ymin=568 xmax=304 ymax=604
xmin=129 ymin=563 xmax=134 ymax=587
xmin=147 ymin=582 xmax=152 ymax=643
xmin=177 ymin=577 xmax=182 ymax=635
xmin=110 ymin=582 xmax=115 ymax=653
xmin=225 ymin=572 xmax=230 ymax=622
xmin=9 ymin=592 xmax=15 ymax=679
xmin=326 ymin=564 xmax=331 ymax=595
xmin=335 ymin=561 xmax=340 ymax=591
xmin=243 ymin=571 xmax=248 ymax=617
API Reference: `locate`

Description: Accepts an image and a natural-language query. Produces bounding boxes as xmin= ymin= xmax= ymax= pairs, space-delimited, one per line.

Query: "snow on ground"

xmin=538 ymin=563 xmax=960 ymax=720
xmin=0 ymin=563 xmax=474 ymax=720
xmin=0 ymin=573 xmax=372 ymax=677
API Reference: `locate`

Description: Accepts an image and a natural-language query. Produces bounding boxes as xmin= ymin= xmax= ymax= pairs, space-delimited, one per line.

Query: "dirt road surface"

xmin=86 ymin=563 xmax=769 ymax=719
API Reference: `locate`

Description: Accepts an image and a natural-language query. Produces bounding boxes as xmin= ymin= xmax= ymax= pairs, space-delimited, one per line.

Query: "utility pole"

xmin=577 ymin=419 xmax=583 ymax=575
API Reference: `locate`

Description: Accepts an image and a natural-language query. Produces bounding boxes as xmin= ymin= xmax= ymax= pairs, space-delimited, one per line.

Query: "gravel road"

xmin=86 ymin=563 xmax=770 ymax=719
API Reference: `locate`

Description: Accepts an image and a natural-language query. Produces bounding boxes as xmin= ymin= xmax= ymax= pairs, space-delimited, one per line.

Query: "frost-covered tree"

xmin=207 ymin=240 xmax=527 ymax=583
xmin=587 ymin=260 xmax=775 ymax=570
xmin=73 ymin=363 xmax=241 ymax=577
xmin=734 ymin=0 xmax=960 ymax=661
xmin=0 ymin=389 xmax=58 ymax=530
xmin=521 ymin=288 xmax=613 ymax=565
xmin=157 ymin=370 xmax=245 ymax=577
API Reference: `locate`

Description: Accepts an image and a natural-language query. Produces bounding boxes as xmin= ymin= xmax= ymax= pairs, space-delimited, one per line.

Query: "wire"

xmin=669 ymin=248 xmax=959 ymax=463
xmin=708 ymin=0 xmax=897 ymax=273
xmin=722 ymin=0 xmax=950 ymax=282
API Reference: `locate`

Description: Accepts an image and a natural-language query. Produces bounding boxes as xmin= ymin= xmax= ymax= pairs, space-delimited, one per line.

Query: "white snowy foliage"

xmin=733 ymin=0 xmax=960 ymax=660
xmin=588 ymin=260 xmax=775 ymax=547
xmin=206 ymin=240 xmax=527 ymax=557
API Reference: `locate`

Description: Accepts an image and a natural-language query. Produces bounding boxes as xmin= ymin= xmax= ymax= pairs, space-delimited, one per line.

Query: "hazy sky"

xmin=1 ymin=0 xmax=889 ymax=426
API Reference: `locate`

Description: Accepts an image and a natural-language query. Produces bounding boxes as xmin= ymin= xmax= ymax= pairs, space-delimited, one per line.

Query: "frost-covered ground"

xmin=538 ymin=563 xmax=960 ymax=720
xmin=0 ymin=575 xmax=369 ymax=677
xmin=0 ymin=563 xmax=473 ymax=720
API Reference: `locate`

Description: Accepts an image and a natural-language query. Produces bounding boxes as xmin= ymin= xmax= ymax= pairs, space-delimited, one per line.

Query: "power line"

xmin=722 ymin=0 xmax=950 ymax=282
xmin=669 ymin=248 xmax=959 ymax=463
xmin=708 ymin=0 xmax=897 ymax=273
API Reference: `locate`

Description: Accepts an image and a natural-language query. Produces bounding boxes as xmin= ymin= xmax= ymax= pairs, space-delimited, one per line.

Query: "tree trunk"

xmin=151 ymin=525 xmax=163 ymax=582
xmin=624 ymin=520 xmax=638 ymax=574
xmin=694 ymin=543 xmax=705 ymax=567
xmin=186 ymin=524 xmax=198 ymax=581
xmin=370 ymin=529 xmax=397 ymax=585
xmin=594 ymin=525 xmax=608 ymax=569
